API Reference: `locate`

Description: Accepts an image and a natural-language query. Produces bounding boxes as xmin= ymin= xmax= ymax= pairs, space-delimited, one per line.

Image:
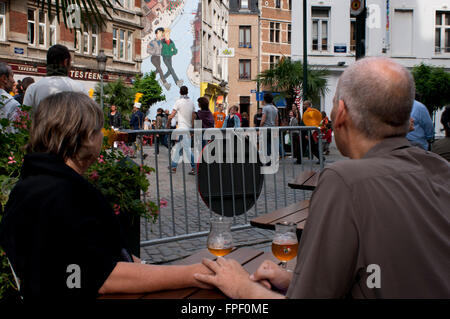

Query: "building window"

xmin=312 ymin=7 xmax=330 ymax=52
xmin=270 ymin=55 xmax=280 ymax=69
xmin=113 ymin=27 xmax=133 ymax=60
xmin=240 ymin=0 xmax=249 ymax=9
xmin=239 ymin=59 xmax=251 ymax=80
xmin=74 ymin=30 xmax=81 ymax=52
xmin=288 ymin=0 xmax=292 ymax=10
xmin=0 ymin=3 xmax=5 ymax=41
xmin=49 ymin=14 xmax=57 ymax=47
xmin=239 ymin=26 xmax=251 ymax=47
xmin=113 ymin=28 xmax=118 ymax=58
xmin=288 ymin=24 xmax=291 ymax=44
xmin=392 ymin=9 xmax=413 ymax=56
xmin=436 ymin=11 xmax=450 ymax=53
xmin=91 ymin=25 xmax=98 ymax=56
xmin=114 ymin=0 xmax=132 ymax=9
xmin=73 ymin=25 xmax=98 ymax=55
xmin=119 ymin=29 xmax=125 ymax=59
xmin=127 ymin=31 xmax=132 ymax=61
xmin=38 ymin=10 xmax=46 ymax=46
xmin=350 ymin=19 xmax=356 ymax=52
xmin=28 ymin=9 xmax=35 ymax=45
xmin=270 ymin=22 xmax=280 ymax=43
xmin=83 ymin=31 xmax=89 ymax=54
xmin=276 ymin=0 xmax=281 ymax=9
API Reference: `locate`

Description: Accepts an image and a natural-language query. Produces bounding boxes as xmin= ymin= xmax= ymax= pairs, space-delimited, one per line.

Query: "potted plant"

xmin=85 ymin=140 xmax=158 ymax=257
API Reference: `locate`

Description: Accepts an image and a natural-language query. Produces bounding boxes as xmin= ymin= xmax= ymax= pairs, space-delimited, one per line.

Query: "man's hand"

xmin=409 ymin=117 xmax=415 ymax=132
xmin=249 ymin=260 xmax=293 ymax=292
xmin=189 ymin=263 xmax=215 ymax=290
xmin=194 ymin=257 xmax=285 ymax=299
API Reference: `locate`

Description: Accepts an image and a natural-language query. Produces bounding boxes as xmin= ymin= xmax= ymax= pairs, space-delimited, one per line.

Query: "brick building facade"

xmin=0 ymin=0 xmax=143 ymax=92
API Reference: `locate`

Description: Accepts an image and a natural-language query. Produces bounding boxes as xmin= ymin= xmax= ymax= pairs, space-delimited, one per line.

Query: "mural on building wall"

xmin=142 ymin=0 xmax=201 ymax=119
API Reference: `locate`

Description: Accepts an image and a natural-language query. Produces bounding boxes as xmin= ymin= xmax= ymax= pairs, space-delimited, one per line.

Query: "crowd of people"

xmin=0 ymin=43 xmax=449 ymax=300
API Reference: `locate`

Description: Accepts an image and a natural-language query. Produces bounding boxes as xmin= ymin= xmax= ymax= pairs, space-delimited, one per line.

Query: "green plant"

xmin=0 ymin=103 xmax=31 ymax=300
xmin=132 ymin=72 xmax=166 ymax=113
xmin=85 ymin=141 xmax=159 ymax=223
xmin=95 ymin=78 xmax=134 ymax=114
xmin=257 ymin=58 xmax=329 ymax=102
xmin=412 ymin=63 xmax=450 ymax=115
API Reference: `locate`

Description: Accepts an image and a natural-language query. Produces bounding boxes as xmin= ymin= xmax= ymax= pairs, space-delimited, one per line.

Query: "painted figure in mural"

xmin=162 ymin=28 xmax=184 ymax=88
xmin=148 ymin=27 xmax=171 ymax=91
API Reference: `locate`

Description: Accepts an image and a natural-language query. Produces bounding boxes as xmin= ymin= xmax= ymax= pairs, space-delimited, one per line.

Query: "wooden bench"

xmin=288 ymin=170 xmax=319 ymax=191
xmin=99 ymin=246 xmax=296 ymax=299
xmin=250 ymin=200 xmax=310 ymax=236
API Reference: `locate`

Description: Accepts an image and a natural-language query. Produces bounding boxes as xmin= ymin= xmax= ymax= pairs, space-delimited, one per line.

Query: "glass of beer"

xmin=207 ymin=216 xmax=233 ymax=257
xmin=272 ymin=222 xmax=299 ymax=268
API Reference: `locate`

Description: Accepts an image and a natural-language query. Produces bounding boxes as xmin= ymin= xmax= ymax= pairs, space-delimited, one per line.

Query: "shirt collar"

xmin=363 ymin=136 xmax=412 ymax=159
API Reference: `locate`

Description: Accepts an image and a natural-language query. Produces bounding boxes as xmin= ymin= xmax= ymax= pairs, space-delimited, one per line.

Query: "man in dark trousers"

xmin=130 ymin=102 xmax=144 ymax=157
xmin=148 ymin=27 xmax=171 ymax=91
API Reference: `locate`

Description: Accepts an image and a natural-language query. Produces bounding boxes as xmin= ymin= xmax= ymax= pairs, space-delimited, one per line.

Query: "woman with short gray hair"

xmin=0 ymin=92 xmax=212 ymax=299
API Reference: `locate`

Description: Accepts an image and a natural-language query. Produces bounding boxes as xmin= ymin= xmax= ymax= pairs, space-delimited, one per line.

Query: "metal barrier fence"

xmin=119 ymin=126 xmax=324 ymax=247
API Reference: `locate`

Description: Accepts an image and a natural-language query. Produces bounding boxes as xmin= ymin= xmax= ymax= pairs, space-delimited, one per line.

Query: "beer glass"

xmin=207 ymin=216 xmax=233 ymax=257
xmin=272 ymin=222 xmax=299 ymax=268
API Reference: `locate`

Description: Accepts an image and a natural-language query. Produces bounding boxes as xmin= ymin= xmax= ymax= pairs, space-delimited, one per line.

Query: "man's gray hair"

xmin=335 ymin=57 xmax=415 ymax=139
xmin=0 ymin=62 xmax=11 ymax=78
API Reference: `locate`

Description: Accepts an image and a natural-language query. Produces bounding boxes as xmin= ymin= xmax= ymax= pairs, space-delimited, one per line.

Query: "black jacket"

xmin=0 ymin=153 xmax=131 ymax=299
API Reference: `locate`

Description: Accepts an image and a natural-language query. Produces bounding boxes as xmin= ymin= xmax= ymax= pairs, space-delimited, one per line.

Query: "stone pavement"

xmin=136 ymin=138 xmax=346 ymax=264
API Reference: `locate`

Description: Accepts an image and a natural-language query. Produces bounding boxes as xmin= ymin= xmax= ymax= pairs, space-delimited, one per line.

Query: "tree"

xmin=412 ymin=63 xmax=450 ymax=115
xmin=95 ymin=78 xmax=134 ymax=113
xmin=257 ymin=58 xmax=329 ymax=103
xmin=132 ymin=72 xmax=166 ymax=113
xmin=33 ymin=0 xmax=116 ymax=29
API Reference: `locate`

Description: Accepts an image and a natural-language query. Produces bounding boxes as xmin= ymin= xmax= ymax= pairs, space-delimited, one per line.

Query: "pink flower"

xmin=159 ymin=199 xmax=168 ymax=208
xmin=98 ymin=157 xmax=105 ymax=164
xmin=113 ymin=204 xmax=121 ymax=215
xmin=89 ymin=170 xmax=100 ymax=181
xmin=7 ymin=156 xmax=16 ymax=164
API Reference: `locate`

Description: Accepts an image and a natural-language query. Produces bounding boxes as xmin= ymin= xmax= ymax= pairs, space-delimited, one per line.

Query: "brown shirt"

xmin=287 ymin=137 xmax=450 ymax=299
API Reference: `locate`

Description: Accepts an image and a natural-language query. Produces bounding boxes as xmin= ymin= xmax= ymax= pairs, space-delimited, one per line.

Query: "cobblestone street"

xmin=137 ymin=139 xmax=346 ymax=264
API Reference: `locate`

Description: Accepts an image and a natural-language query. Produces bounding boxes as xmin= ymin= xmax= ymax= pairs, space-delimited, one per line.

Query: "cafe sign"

xmin=69 ymin=70 xmax=103 ymax=81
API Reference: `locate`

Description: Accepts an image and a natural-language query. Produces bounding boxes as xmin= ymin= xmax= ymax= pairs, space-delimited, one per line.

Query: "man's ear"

xmin=63 ymin=58 xmax=71 ymax=69
xmin=333 ymin=100 xmax=348 ymax=130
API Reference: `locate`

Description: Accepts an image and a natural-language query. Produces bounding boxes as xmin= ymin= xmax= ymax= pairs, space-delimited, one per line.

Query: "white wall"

xmin=292 ymin=0 xmax=450 ymax=136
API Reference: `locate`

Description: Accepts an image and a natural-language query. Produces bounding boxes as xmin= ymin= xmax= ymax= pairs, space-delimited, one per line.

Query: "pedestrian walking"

xmin=167 ymin=86 xmax=196 ymax=175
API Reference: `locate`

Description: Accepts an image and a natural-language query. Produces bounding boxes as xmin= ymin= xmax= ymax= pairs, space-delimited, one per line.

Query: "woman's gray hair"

xmin=27 ymin=92 xmax=104 ymax=160
xmin=335 ymin=57 xmax=415 ymax=139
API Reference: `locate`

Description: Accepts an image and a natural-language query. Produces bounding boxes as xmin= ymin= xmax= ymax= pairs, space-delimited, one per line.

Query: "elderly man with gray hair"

xmin=0 ymin=62 xmax=20 ymax=132
xmin=193 ymin=57 xmax=450 ymax=299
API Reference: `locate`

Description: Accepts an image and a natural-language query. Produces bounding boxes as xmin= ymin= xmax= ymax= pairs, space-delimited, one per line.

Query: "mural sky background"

xmin=142 ymin=0 xmax=201 ymax=120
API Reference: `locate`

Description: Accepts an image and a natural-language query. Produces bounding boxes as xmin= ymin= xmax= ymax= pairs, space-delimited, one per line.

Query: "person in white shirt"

xmin=24 ymin=44 xmax=86 ymax=110
xmin=0 ymin=62 xmax=20 ymax=132
xmin=167 ymin=86 xmax=196 ymax=175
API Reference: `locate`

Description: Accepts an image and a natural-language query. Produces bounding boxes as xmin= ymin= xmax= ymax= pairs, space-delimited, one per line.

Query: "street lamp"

xmin=96 ymin=49 xmax=107 ymax=109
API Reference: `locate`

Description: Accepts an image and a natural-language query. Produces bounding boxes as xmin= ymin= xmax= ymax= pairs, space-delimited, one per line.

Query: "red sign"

xmin=10 ymin=61 xmax=133 ymax=84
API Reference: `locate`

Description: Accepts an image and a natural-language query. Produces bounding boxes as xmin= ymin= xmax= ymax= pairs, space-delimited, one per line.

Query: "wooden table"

xmin=250 ymin=200 xmax=309 ymax=235
xmin=99 ymin=247 xmax=296 ymax=299
xmin=288 ymin=170 xmax=319 ymax=191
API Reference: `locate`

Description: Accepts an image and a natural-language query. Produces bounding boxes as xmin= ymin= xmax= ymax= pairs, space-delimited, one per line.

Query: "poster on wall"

xmin=142 ymin=0 xmax=201 ymax=119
